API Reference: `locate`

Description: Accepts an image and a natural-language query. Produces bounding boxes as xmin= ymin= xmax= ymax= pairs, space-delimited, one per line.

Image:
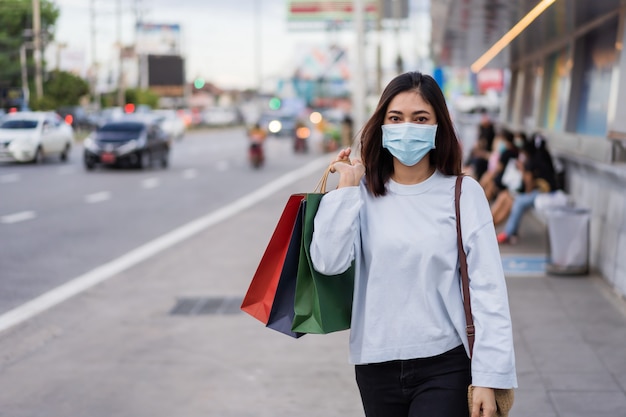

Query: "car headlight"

xmin=268 ymin=120 xmax=282 ymax=134
xmin=116 ymin=139 xmax=139 ymax=155
xmin=83 ymin=136 xmax=100 ymax=152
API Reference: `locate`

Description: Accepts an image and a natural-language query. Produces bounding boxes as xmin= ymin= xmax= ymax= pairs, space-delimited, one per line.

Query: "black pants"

xmin=355 ymin=345 xmax=471 ymax=417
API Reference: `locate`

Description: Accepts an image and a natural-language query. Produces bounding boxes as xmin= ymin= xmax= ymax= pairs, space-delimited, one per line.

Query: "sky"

xmin=50 ymin=0 xmax=431 ymax=90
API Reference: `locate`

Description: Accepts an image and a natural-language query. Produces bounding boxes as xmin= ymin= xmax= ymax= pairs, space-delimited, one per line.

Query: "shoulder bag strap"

xmin=455 ymin=175 xmax=475 ymax=358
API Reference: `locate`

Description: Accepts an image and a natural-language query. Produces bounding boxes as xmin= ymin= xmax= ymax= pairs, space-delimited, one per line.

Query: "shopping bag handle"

xmin=315 ymin=157 xmax=351 ymax=193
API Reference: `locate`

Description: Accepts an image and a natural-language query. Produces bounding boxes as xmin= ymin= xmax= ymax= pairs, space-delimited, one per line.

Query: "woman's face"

xmin=383 ymin=91 xmax=437 ymax=126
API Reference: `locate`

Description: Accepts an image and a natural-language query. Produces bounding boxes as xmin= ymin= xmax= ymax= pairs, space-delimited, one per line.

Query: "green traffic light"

xmin=194 ymin=78 xmax=205 ymax=89
xmin=268 ymin=97 xmax=281 ymax=110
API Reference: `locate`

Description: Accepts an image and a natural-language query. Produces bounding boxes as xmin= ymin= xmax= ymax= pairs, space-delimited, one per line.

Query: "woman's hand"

xmin=471 ymin=386 xmax=496 ymax=417
xmin=331 ymin=148 xmax=365 ymax=188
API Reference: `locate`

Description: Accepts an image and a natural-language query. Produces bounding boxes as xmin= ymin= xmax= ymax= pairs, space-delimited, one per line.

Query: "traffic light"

xmin=124 ymin=103 xmax=135 ymax=113
xmin=194 ymin=77 xmax=205 ymax=89
xmin=268 ymin=96 xmax=281 ymax=110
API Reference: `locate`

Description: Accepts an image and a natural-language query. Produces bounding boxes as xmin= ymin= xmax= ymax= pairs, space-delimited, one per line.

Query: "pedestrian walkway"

xmin=499 ymin=214 xmax=626 ymax=417
xmin=0 ymin=167 xmax=625 ymax=416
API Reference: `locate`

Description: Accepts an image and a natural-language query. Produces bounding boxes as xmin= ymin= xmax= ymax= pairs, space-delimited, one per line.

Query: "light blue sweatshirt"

xmin=310 ymin=171 xmax=518 ymax=389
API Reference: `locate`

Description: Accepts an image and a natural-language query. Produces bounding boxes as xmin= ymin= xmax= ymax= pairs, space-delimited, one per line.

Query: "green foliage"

xmin=125 ymin=88 xmax=160 ymax=109
xmin=29 ymin=70 xmax=89 ymax=110
xmin=0 ymin=0 xmax=60 ymax=89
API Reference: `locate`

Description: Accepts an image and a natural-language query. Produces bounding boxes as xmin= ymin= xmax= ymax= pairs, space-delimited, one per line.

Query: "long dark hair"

xmin=360 ymin=72 xmax=462 ymax=196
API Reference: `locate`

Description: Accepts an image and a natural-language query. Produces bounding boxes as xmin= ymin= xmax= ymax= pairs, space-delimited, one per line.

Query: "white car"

xmin=152 ymin=109 xmax=186 ymax=141
xmin=0 ymin=111 xmax=75 ymax=163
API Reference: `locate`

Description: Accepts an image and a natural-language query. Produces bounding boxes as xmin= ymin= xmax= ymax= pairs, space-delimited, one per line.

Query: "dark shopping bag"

xmin=241 ymin=193 xmax=304 ymax=324
xmin=291 ymin=174 xmax=355 ymax=334
xmin=265 ymin=200 xmax=306 ymax=338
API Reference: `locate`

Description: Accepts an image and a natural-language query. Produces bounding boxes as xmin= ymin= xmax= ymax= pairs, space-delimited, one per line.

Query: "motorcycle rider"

xmin=248 ymin=123 xmax=267 ymax=167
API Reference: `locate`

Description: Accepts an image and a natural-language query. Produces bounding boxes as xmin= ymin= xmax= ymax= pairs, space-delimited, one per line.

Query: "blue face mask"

xmin=381 ymin=123 xmax=437 ymax=166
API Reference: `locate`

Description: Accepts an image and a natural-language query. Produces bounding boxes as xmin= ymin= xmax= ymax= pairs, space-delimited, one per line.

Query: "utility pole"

xmin=376 ymin=0 xmax=383 ymax=95
xmin=117 ymin=0 xmax=125 ymax=106
xmin=90 ymin=0 xmax=99 ymax=108
xmin=254 ymin=0 xmax=262 ymax=92
xmin=353 ymin=0 xmax=367 ymax=150
xmin=32 ymin=0 xmax=43 ymax=99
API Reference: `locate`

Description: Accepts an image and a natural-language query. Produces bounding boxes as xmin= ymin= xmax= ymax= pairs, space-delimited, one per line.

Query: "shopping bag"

xmin=241 ymin=193 xmax=305 ymax=324
xmin=291 ymin=186 xmax=354 ymax=334
xmin=266 ymin=200 xmax=306 ymax=338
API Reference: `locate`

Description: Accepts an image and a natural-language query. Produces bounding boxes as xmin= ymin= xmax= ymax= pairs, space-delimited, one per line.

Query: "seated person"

xmin=496 ymin=134 xmax=558 ymax=244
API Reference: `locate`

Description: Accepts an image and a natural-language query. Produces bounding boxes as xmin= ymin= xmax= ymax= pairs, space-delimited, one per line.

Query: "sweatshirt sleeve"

xmin=460 ymin=177 xmax=518 ymax=389
xmin=310 ymin=185 xmax=363 ymax=275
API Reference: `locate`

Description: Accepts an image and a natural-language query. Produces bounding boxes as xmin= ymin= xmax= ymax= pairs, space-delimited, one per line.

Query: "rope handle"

xmin=314 ymin=157 xmax=351 ymax=193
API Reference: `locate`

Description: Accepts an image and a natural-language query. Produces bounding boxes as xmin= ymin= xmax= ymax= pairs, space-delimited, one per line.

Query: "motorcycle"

xmin=293 ymin=122 xmax=310 ymax=153
xmin=248 ymin=124 xmax=267 ymax=168
xmin=249 ymin=142 xmax=264 ymax=168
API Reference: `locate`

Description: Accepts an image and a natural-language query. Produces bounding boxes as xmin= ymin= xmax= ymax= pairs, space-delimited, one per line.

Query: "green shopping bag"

xmin=291 ymin=163 xmax=355 ymax=334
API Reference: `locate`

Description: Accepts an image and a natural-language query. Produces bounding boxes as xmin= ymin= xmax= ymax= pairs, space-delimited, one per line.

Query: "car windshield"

xmin=98 ymin=122 xmax=144 ymax=133
xmin=96 ymin=122 xmax=145 ymax=141
xmin=0 ymin=119 xmax=38 ymax=129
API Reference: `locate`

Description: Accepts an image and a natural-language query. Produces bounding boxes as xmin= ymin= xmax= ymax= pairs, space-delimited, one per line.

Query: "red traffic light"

xmin=124 ymin=103 xmax=135 ymax=113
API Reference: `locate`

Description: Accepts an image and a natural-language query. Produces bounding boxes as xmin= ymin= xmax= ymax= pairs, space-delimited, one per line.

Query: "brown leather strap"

xmin=455 ymin=175 xmax=475 ymax=357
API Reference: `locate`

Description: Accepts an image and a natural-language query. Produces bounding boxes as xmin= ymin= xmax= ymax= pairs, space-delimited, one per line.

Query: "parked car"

xmin=202 ymin=107 xmax=241 ymax=127
xmin=151 ymin=109 xmax=186 ymax=141
xmin=257 ymin=111 xmax=298 ymax=137
xmin=0 ymin=111 xmax=74 ymax=163
xmin=56 ymin=106 xmax=98 ymax=132
xmin=83 ymin=116 xmax=169 ymax=170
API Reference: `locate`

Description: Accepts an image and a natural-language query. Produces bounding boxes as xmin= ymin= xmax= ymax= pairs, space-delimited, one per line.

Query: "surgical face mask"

xmin=381 ymin=123 xmax=437 ymax=166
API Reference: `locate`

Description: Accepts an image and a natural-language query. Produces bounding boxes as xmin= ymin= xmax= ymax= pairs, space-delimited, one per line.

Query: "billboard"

xmin=287 ymin=0 xmax=408 ymax=23
xmin=287 ymin=0 xmax=379 ymax=22
xmin=147 ymin=55 xmax=185 ymax=96
xmin=136 ymin=23 xmax=181 ymax=56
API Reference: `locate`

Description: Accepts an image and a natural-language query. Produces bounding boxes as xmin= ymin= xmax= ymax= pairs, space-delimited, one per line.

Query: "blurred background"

xmin=1 ymin=0 xmax=625 ymax=324
xmin=2 ymin=1 xmax=626 ymax=415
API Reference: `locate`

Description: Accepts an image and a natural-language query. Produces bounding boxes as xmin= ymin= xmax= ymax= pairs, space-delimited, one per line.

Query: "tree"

xmin=125 ymin=88 xmax=160 ymax=109
xmin=29 ymin=70 xmax=89 ymax=110
xmin=0 ymin=0 xmax=60 ymax=108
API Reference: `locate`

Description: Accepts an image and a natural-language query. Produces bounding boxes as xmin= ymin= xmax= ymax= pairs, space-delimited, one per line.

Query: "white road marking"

xmin=1 ymin=211 xmax=36 ymax=224
xmin=182 ymin=169 xmax=197 ymax=179
xmin=141 ymin=177 xmax=160 ymax=189
xmin=0 ymin=156 xmax=330 ymax=334
xmin=85 ymin=191 xmax=111 ymax=204
xmin=57 ymin=166 xmax=76 ymax=175
xmin=0 ymin=174 xmax=20 ymax=183
xmin=215 ymin=160 xmax=230 ymax=171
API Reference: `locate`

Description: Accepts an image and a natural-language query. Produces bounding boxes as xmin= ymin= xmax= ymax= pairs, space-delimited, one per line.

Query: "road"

xmin=0 ymin=127 xmax=322 ymax=315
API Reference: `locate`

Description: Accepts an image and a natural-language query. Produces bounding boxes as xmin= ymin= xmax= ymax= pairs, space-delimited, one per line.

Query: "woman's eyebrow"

xmin=387 ymin=109 xmax=431 ymax=116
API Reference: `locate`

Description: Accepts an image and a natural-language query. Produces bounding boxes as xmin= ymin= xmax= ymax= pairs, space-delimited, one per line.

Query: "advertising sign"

xmin=136 ymin=23 xmax=181 ymax=56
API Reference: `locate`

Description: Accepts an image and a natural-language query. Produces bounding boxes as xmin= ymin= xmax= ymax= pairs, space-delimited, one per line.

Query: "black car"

xmin=83 ymin=117 xmax=169 ymax=170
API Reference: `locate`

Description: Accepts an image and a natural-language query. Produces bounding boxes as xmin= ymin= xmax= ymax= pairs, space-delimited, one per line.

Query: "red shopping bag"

xmin=241 ymin=193 xmax=305 ymax=324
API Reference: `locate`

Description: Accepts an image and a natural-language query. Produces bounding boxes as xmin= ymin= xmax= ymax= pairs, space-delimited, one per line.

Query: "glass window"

xmin=541 ymin=47 xmax=571 ymax=131
xmin=575 ymin=20 xmax=618 ymax=136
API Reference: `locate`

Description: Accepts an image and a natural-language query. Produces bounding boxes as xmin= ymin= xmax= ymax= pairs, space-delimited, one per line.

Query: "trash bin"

xmin=545 ymin=207 xmax=590 ymax=275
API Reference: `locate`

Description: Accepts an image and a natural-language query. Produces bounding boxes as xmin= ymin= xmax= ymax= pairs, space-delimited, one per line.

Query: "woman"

xmin=310 ymin=72 xmax=517 ymax=417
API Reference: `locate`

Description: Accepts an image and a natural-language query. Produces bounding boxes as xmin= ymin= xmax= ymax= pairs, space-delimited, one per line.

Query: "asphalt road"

xmin=0 ymin=127 xmax=323 ymax=315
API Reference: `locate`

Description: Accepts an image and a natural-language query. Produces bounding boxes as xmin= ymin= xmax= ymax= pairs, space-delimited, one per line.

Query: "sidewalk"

xmin=0 ymin=168 xmax=625 ymax=416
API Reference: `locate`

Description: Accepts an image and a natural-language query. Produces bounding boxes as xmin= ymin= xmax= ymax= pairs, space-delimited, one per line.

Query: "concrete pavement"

xmin=0 ymin=161 xmax=625 ymax=416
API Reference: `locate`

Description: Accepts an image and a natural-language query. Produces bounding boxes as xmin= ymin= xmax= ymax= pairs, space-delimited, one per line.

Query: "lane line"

xmin=85 ymin=191 xmax=111 ymax=204
xmin=141 ymin=177 xmax=160 ymax=189
xmin=0 ymin=155 xmax=330 ymax=334
xmin=1 ymin=211 xmax=36 ymax=224
xmin=0 ymin=174 xmax=20 ymax=183
xmin=182 ymin=169 xmax=197 ymax=179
